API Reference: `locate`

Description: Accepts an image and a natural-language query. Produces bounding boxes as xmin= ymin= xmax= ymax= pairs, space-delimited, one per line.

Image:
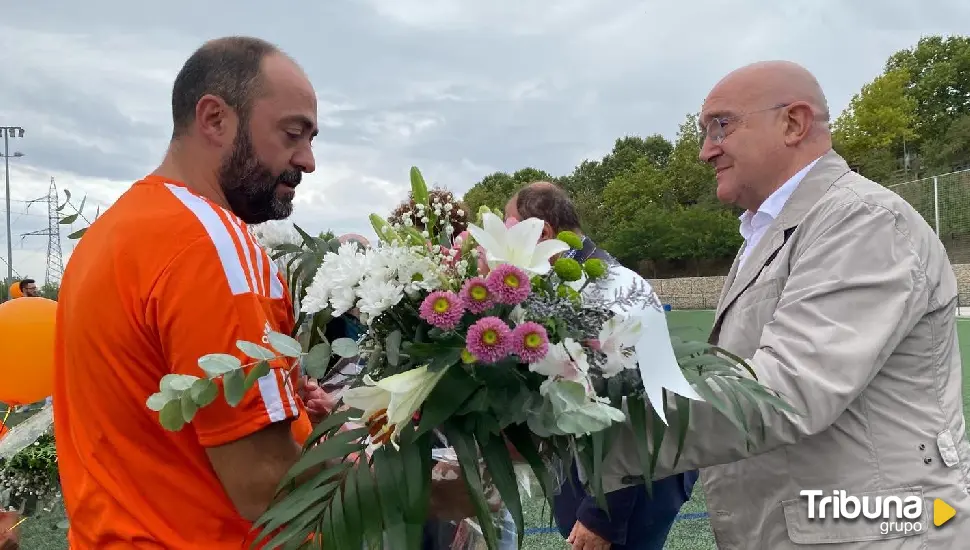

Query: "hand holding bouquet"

xmin=145 ymin=167 xmax=798 ymax=549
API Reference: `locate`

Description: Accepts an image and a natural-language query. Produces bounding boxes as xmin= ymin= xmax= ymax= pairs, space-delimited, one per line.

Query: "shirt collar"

xmin=739 ymin=155 xmax=823 ymax=235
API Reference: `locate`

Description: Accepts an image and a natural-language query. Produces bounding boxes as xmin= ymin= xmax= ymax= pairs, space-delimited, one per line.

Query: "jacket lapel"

xmin=710 ymin=247 xmax=743 ymax=344
xmin=714 ymin=246 xmax=743 ymax=318
xmin=709 ymin=150 xmax=852 ymax=342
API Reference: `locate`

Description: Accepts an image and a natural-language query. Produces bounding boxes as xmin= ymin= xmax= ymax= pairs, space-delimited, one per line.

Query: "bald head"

xmin=699 ymin=61 xmax=834 ymax=212
xmin=715 ymin=61 xmax=829 ymax=123
xmin=172 ymin=37 xmax=278 ymax=138
xmin=339 ymin=233 xmax=370 ymax=248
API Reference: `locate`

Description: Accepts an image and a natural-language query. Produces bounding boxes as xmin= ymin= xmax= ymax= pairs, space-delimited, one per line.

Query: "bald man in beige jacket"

xmin=599 ymin=61 xmax=970 ymax=549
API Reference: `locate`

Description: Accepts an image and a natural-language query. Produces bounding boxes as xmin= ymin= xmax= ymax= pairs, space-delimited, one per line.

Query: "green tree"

xmin=560 ymin=135 xmax=673 ymax=197
xmin=461 ymin=167 xmax=554 ymax=214
xmin=658 ymin=114 xmax=718 ymax=207
xmin=561 ymin=135 xmax=674 ymax=243
xmin=886 ymin=36 xmax=970 ymax=151
xmin=600 ymin=113 xmax=738 ymax=272
xmin=919 ymin=112 xmax=970 ymax=172
xmin=40 ymin=282 xmax=59 ymax=300
xmin=831 ymin=68 xmax=918 ymax=181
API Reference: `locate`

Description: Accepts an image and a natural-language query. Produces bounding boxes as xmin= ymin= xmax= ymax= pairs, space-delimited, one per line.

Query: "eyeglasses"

xmin=699 ymin=103 xmax=791 ymax=146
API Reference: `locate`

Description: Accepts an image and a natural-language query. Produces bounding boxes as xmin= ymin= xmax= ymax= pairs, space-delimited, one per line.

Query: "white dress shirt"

xmin=738 ymin=156 xmax=822 ymax=269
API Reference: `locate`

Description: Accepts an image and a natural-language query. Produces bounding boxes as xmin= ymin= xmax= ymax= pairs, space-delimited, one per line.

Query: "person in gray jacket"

xmin=599 ymin=60 xmax=970 ymax=549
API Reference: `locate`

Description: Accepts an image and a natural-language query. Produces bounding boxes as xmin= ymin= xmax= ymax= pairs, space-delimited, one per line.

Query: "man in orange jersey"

xmin=53 ymin=36 xmax=331 ymax=549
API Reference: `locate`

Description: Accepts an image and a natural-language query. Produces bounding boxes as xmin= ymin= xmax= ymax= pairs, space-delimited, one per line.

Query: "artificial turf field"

xmin=10 ymin=309 xmax=970 ymax=549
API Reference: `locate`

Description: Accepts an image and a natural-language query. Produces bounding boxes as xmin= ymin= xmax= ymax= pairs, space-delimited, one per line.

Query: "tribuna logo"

xmin=801 ymin=490 xmax=924 ymax=535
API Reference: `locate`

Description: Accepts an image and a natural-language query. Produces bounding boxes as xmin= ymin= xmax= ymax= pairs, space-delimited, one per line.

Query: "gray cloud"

xmin=2 ymin=0 xmax=970 ymax=280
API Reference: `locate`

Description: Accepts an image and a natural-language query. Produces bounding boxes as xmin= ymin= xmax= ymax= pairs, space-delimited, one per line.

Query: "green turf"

xmin=10 ymin=310 xmax=970 ymax=549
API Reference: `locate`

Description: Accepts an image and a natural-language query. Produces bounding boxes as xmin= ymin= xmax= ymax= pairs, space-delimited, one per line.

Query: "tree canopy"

xmin=449 ymin=35 xmax=970 ymax=278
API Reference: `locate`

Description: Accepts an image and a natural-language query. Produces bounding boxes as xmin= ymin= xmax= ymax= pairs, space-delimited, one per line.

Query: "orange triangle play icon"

xmin=934 ymin=498 xmax=955 ymax=527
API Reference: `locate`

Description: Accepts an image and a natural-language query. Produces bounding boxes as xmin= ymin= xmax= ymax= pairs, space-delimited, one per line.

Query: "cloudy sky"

xmin=1 ymin=0 xmax=966 ymax=283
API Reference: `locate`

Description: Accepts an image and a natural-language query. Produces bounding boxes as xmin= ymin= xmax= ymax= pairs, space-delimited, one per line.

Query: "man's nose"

xmin=698 ymin=137 xmax=720 ymax=164
xmin=293 ymin=145 xmax=315 ymax=174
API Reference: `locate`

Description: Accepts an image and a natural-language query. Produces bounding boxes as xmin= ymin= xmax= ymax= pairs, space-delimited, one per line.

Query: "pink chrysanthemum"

xmin=485 ymin=264 xmax=531 ymax=304
xmin=460 ymin=277 xmax=495 ymax=314
xmin=465 ymin=316 xmax=512 ymax=364
xmin=419 ymin=290 xmax=464 ymax=330
xmin=511 ymin=322 xmax=549 ymax=363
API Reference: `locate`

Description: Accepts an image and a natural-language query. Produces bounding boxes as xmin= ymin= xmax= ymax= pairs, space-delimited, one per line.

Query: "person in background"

xmin=5 ymin=278 xmax=37 ymax=300
xmin=7 ymin=278 xmax=49 ymax=411
xmin=505 ymin=182 xmax=698 ymax=550
xmin=18 ymin=279 xmax=39 ymax=298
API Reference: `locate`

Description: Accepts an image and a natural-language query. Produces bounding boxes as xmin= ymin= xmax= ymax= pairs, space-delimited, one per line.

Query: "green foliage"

xmin=461 ymin=167 xmax=555 ymax=214
xmin=598 ymin=114 xmax=738 ymax=268
xmin=56 ymin=188 xmax=100 ymax=240
xmin=460 ymin=114 xmax=738 ymax=276
xmin=145 ymin=330 xmax=354 ymax=430
xmin=886 ymin=36 xmax=970 ymax=154
xmin=919 ymin=113 xmax=970 ymax=173
xmin=832 ymin=68 xmax=919 ymax=175
xmin=834 ymin=35 xmax=970 ymax=178
xmin=0 ymin=430 xmax=60 ymax=508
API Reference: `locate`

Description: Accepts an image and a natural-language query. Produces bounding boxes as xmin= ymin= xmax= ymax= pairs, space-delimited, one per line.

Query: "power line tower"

xmin=23 ymin=177 xmax=64 ymax=286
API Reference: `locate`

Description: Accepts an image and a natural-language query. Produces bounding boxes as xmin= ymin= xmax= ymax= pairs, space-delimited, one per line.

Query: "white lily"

xmin=529 ymin=338 xmax=593 ymax=395
xmin=341 ymin=365 xmax=449 ymax=449
xmin=597 ymin=314 xmax=644 ymax=378
xmin=467 ymin=212 xmax=570 ymax=276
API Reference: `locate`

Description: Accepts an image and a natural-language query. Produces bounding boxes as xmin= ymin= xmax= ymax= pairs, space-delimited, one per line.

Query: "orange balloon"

xmin=8 ymin=283 xmax=23 ymax=299
xmin=0 ymin=297 xmax=57 ymax=406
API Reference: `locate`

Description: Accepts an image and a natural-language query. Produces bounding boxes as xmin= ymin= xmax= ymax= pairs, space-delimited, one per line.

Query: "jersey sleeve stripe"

xmin=165 ymin=184 xmax=251 ymax=295
xmin=250 ymin=233 xmax=270 ymax=298
xmin=257 ymin=367 xmax=288 ymax=422
xmin=276 ymin=365 xmax=296 ymax=416
xmin=218 ymin=210 xmax=264 ymax=296
xmin=257 ymin=248 xmax=272 ymax=299
xmin=268 ymin=256 xmax=284 ymax=299
xmin=231 ymin=216 xmax=268 ymax=297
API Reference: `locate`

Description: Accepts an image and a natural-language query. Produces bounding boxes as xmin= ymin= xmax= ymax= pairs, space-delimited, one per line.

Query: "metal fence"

xmin=887 ymin=168 xmax=970 ymax=264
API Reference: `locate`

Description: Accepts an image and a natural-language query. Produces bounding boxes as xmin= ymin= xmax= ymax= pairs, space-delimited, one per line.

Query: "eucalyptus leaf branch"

xmin=145 ymin=330 xmax=360 ymax=431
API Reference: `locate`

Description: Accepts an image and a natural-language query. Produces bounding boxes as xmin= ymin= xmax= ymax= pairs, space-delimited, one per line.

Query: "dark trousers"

xmin=552 ymin=463 xmax=698 ymax=550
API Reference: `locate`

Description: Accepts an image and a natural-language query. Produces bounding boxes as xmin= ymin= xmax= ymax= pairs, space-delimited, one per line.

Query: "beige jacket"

xmin=601 ymin=150 xmax=970 ymax=548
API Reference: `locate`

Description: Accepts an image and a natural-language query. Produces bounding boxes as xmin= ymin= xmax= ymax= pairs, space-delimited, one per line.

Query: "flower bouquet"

xmin=145 ymin=167 xmax=798 ymax=549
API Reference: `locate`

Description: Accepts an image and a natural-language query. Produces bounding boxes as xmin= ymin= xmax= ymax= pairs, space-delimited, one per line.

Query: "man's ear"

xmin=195 ymin=94 xmax=237 ymax=146
xmin=783 ymin=101 xmax=816 ymax=146
xmin=542 ymin=222 xmax=556 ymax=240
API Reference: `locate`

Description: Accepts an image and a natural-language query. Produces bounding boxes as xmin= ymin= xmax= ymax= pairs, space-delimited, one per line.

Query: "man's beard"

xmin=218 ymin=127 xmax=302 ymax=225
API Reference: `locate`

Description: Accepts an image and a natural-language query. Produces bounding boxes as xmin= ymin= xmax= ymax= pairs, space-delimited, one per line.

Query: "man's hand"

xmin=299 ymin=377 xmax=336 ymax=425
xmin=428 ymin=462 xmax=502 ymax=522
xmin=0 ymin=511 xmax=22 ymax=550
xmin=567 ymin=520 xmax=610 ymax=550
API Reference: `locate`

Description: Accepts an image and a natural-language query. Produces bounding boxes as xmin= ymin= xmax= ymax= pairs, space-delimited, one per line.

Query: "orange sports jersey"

xmin=53 ymin=175 xmax=313 ymax=549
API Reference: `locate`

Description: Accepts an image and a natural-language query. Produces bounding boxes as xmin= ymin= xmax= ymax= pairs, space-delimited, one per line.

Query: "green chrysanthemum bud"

xmin=553 ymin=257 xmax=583 ymax=282
xmin=556 ymin=231 xmax=583 ymax=250
xmin=583 ymin=258 xmax=608 ymax=279
xmin=461 ymin=348 xmax=477 ymax=364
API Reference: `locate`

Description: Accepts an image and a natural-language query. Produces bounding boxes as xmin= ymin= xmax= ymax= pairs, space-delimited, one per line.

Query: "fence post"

xmin=933 ymin=176 xmax=941 ymax=235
